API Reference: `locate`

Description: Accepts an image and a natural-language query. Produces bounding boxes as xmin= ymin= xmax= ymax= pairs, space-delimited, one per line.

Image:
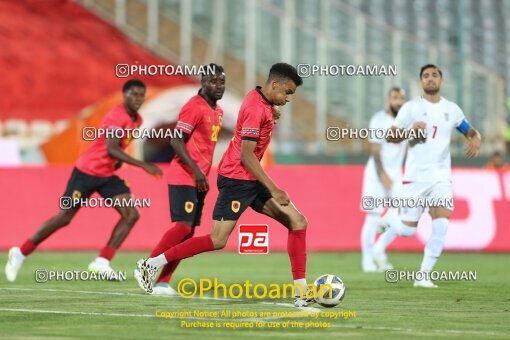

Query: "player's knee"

xmin=292 ymin=214 xmax=308 ymax=231
xmin=398 ymin=225 xmax=417 ymax=237
xmin=124 ymin=209 xmax=140 ymax=225
xmin=211 ymin=234 xmax=228 ymax=250
xmin=56 ymin=211 xmax=74 ymax=227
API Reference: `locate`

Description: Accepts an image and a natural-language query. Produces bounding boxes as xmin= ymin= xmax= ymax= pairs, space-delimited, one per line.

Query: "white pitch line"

xmin=0 ymin=308 xmax=499 ymax=337
xmin=0 ymin=287 xmax=319 ymax=311
xmin=0 ymin=308 xmax=154 ymax=318
xmin=0 ymin=287 xmax=231 ymax=301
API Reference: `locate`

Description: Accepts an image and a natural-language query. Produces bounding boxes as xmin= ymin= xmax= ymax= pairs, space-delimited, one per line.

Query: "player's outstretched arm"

xmin=240 ymin=139 xmax=289 ymax=206
xmin=106 ymin=136 xmax=163 ymax=177
xmin=170 ymin=135 xmax=208 ymax=191
xmin=463 ymin=127 xmax=481 ymax=158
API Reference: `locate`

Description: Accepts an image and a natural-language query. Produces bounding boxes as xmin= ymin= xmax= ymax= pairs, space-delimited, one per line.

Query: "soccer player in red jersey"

xmin=5 ymin=79 xmax=163 ymax=282
xmin=134 ymin=64 xmax=225 ymax=295
xmin=137 ymin=63 xmax=312 ymax=307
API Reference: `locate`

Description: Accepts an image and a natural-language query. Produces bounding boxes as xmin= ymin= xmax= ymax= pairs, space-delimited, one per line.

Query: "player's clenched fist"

xmin=412 ymin=121 xmax=427 ymax=131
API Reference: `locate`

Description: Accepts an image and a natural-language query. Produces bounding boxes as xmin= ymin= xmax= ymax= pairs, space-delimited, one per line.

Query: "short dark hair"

xmin=123 ymin=79 xmax=146 ymax=93
xmin=201 ymin=63 xmax=225 ymax=81
xmin=420 ymin=64 xmax=443 ymax=79
xmin=268 ymin=63 xmax=303 ymax=87
xmin=388 ymin=86 xmax=405 ymax=97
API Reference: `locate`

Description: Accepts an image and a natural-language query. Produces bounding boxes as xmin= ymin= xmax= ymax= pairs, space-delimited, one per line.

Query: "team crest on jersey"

xmin=231 ymin=201 xmax=241 ymax=213
xmin=444 ymin=112 xmax=449 ymax=121
xmin=72 ymin=190 xmax=81 ymax=200
xmin=185 ymin=201 xmax=194 ymax=213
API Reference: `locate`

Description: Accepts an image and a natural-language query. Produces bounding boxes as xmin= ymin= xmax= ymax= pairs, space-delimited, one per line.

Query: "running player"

xmin=135 ymin=64 xmax=225 ymax=295
xmin=136 ymin=63 xmax=312 ymax=307
xmin=5 ymin=79 xmax=163 ymax=282
xmin=360 ymin=87 xmax=406 ymax=272
xmin=373 ymin=64 xmax=481 ymax=287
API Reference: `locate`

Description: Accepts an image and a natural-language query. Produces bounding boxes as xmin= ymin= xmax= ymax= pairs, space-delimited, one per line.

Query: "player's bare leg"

xmin=88 ymin=193 xmax=139 ymax=279
xmin=258 ymin=199 xmax=311 ymax=307
xmin=5 ymin=207 xmax=80 ymax=282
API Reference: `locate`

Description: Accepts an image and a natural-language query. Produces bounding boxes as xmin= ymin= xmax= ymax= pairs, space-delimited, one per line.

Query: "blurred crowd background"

xmin=0 ymin=0 xmax=509 ymax=167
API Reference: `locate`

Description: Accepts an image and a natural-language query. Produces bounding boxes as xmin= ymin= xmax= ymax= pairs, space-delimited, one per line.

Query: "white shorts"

xmin=399 ymin=180 xmax=453 ymax=222
xmin=361 ymin=175 xmax=402 ymax=214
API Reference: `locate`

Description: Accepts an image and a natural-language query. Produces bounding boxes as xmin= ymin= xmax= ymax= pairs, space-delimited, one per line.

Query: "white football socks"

xmin=294 ymin=278 xmax=307 ymax=298
xmin=420 ymin=218 xmax=448 ymax=272
xmin=147 ymin=254 xmax=167 ymax=268
xmin=361 ymin=213 xmax=379 ymax=261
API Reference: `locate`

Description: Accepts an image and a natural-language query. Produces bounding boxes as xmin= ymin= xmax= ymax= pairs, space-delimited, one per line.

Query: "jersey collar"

xmin=256 ymin=86 xmax=274 ymax=106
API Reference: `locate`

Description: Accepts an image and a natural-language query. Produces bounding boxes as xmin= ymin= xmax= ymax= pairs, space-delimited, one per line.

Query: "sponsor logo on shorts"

xmin=231 ymin=201 xmax=241 ymax=213
xmin=238 ymin=224 xmax=269 ymax=254
xmin=185 ymin=201 xmax=194 ymax=213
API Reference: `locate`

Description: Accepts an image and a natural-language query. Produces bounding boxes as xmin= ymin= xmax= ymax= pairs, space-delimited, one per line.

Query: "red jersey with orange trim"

xmin=218 ymin=87 xmax=275 ymax=181
xmin=76 ymin=104 xmax=142 ymax=177
xmin=167 ymin=94 xmax=223 ymax=186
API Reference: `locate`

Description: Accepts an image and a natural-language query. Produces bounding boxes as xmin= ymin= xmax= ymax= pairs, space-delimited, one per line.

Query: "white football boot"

xmin=414 ymin=278 xmax=438 ymax=288
xmin=88 ymin=258 xmax=123 ymax=281
xmin=5 ymin=247 xmax=26 ymax=282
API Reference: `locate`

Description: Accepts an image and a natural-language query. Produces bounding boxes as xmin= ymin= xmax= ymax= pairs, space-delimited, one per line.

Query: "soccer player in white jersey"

xmin=360 ymin=87 xmax=406 ymax=272
xmin=373 ymin=64 xmax=481 ymax=287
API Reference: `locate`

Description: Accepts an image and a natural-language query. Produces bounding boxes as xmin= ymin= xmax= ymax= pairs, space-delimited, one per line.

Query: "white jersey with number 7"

xmin=394 ymin=96 xmax=466 ymax=183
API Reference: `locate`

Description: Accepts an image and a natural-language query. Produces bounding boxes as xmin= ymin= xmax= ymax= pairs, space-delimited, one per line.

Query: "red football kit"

xmin=167 ymin=93 xmax=223 ymax=186
xmin=218 ymin=86 xmax=275 ymax=180
xmin=76 ymin=104 xmax=142 ymax=177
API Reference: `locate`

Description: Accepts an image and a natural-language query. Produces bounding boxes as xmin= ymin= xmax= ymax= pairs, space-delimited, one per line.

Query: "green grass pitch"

xmin=0 ymin=251 xmax=509 ymax=339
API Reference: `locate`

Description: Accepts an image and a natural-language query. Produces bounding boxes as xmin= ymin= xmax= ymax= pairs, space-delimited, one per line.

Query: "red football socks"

xmin=156 ymin=229 xmax=195 ymax=283
xmin=288 ymin=229 xmax=307 ymax=280
xmin=150 ymin=223 xmax=193 ymax=257
xmin=20 ymin=239 xmax=36 ymax=256
xmin=99 ymin=245 xmax=117 ymax=261
xmin=163 ymin=235 xmax=215 ymax=263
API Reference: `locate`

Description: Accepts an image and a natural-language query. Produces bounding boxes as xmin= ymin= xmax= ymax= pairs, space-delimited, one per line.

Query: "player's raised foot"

xmin=88 ymin=258 xmax=123 ymax=281
xmin=135 ymin=259 xmax=157 ymax=294
xmin=414 ymin=278 xmax=438 ymax=288
xmin=152 ymin=283 xmax=179 ymax=296
xmin=5 ymin=247 xmax=26 ymax=282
